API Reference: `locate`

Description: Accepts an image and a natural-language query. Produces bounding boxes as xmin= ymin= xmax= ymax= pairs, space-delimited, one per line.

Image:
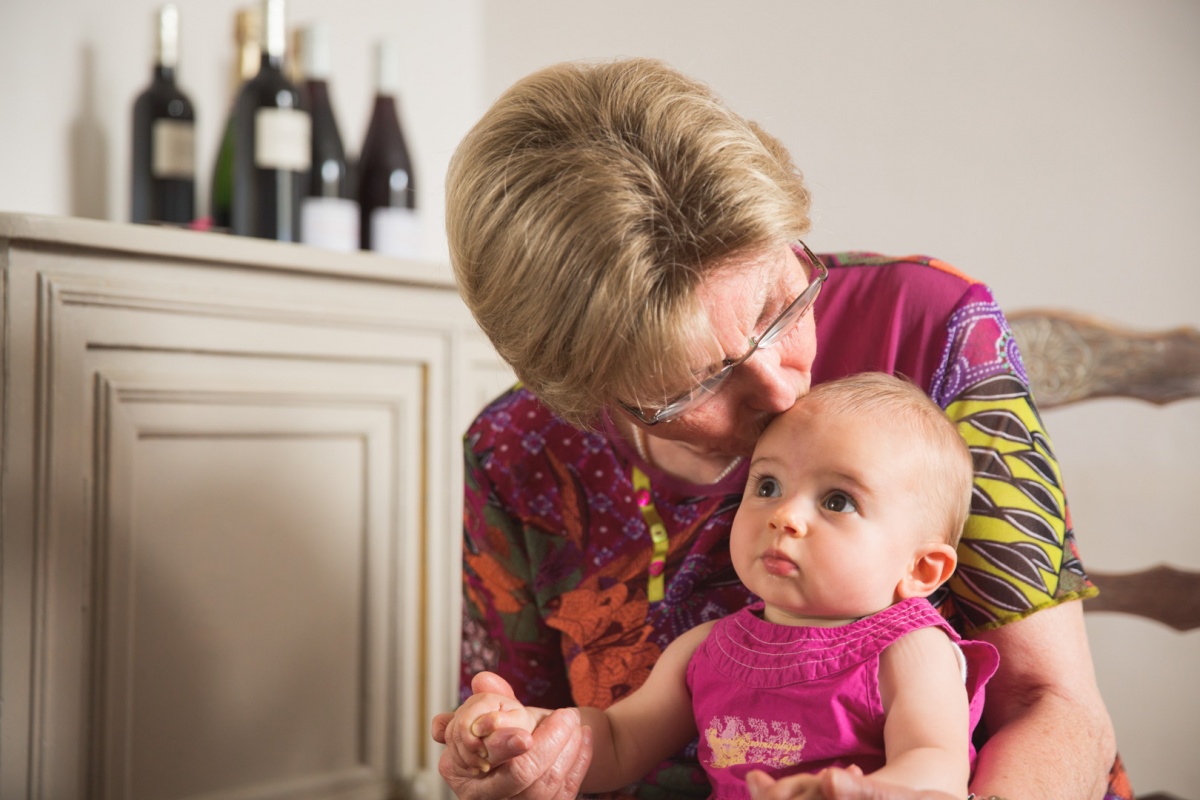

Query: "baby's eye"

xmin=821 ymin=491 xmax=858 ymax=514
xmin=753 ymin=476 xmax=782 ymax=498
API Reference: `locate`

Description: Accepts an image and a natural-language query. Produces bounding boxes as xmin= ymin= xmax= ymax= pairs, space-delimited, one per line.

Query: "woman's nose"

xmin=736 ymin=349 xmax=800 ymax=413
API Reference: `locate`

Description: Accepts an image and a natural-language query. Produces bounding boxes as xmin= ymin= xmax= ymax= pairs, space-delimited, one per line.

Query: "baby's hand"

xmin=444 ymin=673 xmax=546 ymax=774
xmin=747 ymin=766 xmax=863 ymax=800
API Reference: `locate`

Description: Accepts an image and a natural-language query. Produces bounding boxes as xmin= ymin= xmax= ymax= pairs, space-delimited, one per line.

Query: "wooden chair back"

xmin=1008 ymin=309 xmax=1200 ymax=633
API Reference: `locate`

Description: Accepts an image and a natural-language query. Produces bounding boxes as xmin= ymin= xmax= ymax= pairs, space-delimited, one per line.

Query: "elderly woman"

xmin=432 ymin=58 xmax=1122 ymax=800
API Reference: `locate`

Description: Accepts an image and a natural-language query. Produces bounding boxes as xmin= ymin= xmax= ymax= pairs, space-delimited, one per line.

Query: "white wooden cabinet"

xmin=0 ymin=214 xmax=513 ymax=800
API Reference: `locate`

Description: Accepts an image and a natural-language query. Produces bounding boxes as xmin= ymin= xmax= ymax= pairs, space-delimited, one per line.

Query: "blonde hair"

xmin=801 ymin=373 xmax=975 ymax=546
xmin=446 ymin=58 xmax=812 ymax=427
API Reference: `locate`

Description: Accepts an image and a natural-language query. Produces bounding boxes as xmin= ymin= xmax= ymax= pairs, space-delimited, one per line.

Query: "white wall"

xmin=0 ymin=0 xmax=484 ymax=258
xmin=479 ymin=1 xmax=1200 ymax=795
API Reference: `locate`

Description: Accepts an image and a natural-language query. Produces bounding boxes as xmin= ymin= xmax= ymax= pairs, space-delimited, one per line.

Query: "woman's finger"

xmin=511 ymin=709 xmax=589 ymax=800
xmin=431 ymin=712 xmax=454 ymax=745
xmin=747 ymin=770 xmax=825 ymax=800
xmin=746 ymin=769 xmax=777 ymax=798
xmin=820 ymin=768 xmax=958 ymax=800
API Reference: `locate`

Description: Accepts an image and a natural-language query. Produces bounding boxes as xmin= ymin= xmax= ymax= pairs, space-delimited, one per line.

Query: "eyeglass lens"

xmin=630 ymin=242 xmax=825 ymax=424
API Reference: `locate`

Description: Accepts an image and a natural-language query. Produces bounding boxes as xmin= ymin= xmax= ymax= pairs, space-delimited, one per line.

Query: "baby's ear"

xmin=895 ymin=542 xmax=957 ymax=599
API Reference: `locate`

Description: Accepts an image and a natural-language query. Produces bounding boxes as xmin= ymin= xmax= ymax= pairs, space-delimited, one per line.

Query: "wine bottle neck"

xmin=238 ymin=44 xmax=262 ymax=80
xmin=234 ymin=8 xmax=263 ymax=92
xmin=306 ymin=80 xmax=330 ymax=104
xmin=262 ymin=0 xmax=288 ymax=59
xmin=260 ymin=52 xmax=286 ymax=72
xmin=298 ymin=23 xmax=332 ymax=81
xmin=373 ymin=41 xmax=402 ymax=96
xmin=155 ymin=4 xmax=180 ymax=70
xmin=154 ymin=64 xmax=177 ymax=83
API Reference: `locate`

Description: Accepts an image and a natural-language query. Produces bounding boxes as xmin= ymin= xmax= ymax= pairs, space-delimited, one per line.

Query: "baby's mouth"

xmin=761 ymin=548 xmax=798 ymax=576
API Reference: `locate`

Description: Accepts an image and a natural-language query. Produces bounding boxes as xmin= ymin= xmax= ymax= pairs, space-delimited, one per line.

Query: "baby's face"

xmin=729 ymin=403 xmax=934 ymax=626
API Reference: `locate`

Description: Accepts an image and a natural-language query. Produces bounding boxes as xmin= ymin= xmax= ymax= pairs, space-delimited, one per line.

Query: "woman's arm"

xmin=458 ymin=430 xmax=574 ymax=707
xmin=579 ymin=621 xmax=713 ymax=793
xmin=433 ymin=428 xmax=583 ymax=800
xmin=936 ymin=290 xmax=1117 ymax=796
xmin=969 ymin=600 xmax=1115 ymax=798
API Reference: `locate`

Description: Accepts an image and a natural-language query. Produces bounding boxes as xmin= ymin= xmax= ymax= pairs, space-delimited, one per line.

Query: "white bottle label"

xmin=370 ymin=207 xmax=421 ymax=259
xmin=152 ymin=119 xmax=195 ymax=179
xmin=301 ymin=197 xmax=360 ymax=252
xmin=254 ymin=108 xmax=312 ymax=171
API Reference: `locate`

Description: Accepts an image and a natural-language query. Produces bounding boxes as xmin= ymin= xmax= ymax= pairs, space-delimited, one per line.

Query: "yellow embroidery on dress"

xmin=705 ymin=716 xmax=807 ymax=769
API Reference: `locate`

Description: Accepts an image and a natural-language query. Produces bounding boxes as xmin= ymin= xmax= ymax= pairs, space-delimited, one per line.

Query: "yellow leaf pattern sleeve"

xmin=944 ymin=374 xmax=1097 ymax=633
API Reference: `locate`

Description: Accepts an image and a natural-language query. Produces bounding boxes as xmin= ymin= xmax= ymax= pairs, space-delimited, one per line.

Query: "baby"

xmin=441 ymin=372 xmax=999 ymax=799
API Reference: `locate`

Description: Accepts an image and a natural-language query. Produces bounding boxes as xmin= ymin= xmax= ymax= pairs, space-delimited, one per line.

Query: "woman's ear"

xmin=895 ymin=542 xmax=958 ymax=600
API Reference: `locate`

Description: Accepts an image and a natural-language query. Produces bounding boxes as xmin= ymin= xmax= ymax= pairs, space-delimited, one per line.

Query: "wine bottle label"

xmin=301 ymin=197 xmax=359 ymax=252
xmin=254 ymin=108 xmax=312 ymax=171
xmin=152 ymin=119 xmax=195 ymax=179
xmin=369 ymin=207 xmax=421 ymax=259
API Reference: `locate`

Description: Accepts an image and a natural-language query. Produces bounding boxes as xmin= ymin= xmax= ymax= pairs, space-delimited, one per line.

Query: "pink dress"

xmin=686 ymin=598 xmax=1000 ymax=800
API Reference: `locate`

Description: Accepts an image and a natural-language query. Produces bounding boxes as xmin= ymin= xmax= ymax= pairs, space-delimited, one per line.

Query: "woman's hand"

xmin=431 ymin=671 xmax=593 ymax=800
xmin=746 ymin=767 xmax=962 ymax=800
xmin=746 ymin=768 xmax=823 ymax=799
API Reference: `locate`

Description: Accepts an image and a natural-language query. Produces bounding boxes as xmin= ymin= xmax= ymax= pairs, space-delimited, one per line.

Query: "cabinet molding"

xmin=2 ymin=214 xmax=512 ymax=800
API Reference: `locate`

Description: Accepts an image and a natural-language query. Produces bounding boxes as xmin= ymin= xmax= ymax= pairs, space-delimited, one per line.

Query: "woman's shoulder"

xmin=468 ymin=384 xmax=570 ymax=442
xmin=464 ymin=384 xmax=613 ymax=475
xmin=822 ymin=251 xmax=975 ymax=277
xmin=821 ymin=250 xmax=991 ymax=306
xmin=813 ymin=252 xmax=1004 ymax=391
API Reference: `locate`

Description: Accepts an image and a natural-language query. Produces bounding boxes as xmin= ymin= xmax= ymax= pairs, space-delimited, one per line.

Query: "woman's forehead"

xmin=694 ymin=244 xmax=796 ymax=338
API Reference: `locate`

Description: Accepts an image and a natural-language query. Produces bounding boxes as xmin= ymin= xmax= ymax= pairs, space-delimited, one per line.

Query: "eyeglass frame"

xmin=620 ymin=239 xmax=828 ymax=426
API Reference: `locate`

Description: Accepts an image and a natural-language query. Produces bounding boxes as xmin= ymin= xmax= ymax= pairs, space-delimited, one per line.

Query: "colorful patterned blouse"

xmin=458 ymin=252 xmax=1119 ymax=798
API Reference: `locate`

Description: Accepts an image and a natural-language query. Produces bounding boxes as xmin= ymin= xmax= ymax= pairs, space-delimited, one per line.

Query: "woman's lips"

xmin=761 ymin=548 xmax=798 ymax=576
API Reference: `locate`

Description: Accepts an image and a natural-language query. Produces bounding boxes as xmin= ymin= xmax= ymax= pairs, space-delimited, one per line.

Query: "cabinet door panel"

xmin=2 ymin=230 xmax=504 ymax=800
xmin=93 ymin=371 xmax=409 ymax=800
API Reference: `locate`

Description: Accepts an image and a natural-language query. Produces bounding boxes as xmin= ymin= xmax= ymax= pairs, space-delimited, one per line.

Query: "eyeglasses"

xmin=621 ymin=240 xmax=828 ymax=426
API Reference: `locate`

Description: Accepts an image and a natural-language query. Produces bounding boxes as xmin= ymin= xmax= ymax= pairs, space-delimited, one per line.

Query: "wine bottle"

xmin=357 ymin=40 xmax=419 ymax=257
xmin=231 ymin=0 xmax=311 ymax=240
xmin=131 ymin=5 xmax=195 ymax=225
xmin=296 ymin=22 xmax=358 ymax=251
xmin=209 ymin=7 xmax=262 ymax=232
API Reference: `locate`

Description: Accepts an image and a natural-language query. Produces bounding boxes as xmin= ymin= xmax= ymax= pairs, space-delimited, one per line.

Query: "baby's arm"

xmin=579 ymin=620 xmax=715 ymax=793
xmin=870 ymin=625 xmax=972 ymax=796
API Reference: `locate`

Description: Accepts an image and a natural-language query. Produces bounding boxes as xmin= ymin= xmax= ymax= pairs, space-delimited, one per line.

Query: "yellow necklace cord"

xmin=631 ymin=465 xmax=669 ymax=602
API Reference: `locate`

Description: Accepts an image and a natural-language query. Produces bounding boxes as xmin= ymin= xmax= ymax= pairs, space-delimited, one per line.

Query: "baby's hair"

xmin=800 ymin=373 xmax=974 ymax=546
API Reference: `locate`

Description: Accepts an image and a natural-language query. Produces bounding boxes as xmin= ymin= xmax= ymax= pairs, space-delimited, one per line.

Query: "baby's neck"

xmin=760 ymin=604 xmax=884 ymax=628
